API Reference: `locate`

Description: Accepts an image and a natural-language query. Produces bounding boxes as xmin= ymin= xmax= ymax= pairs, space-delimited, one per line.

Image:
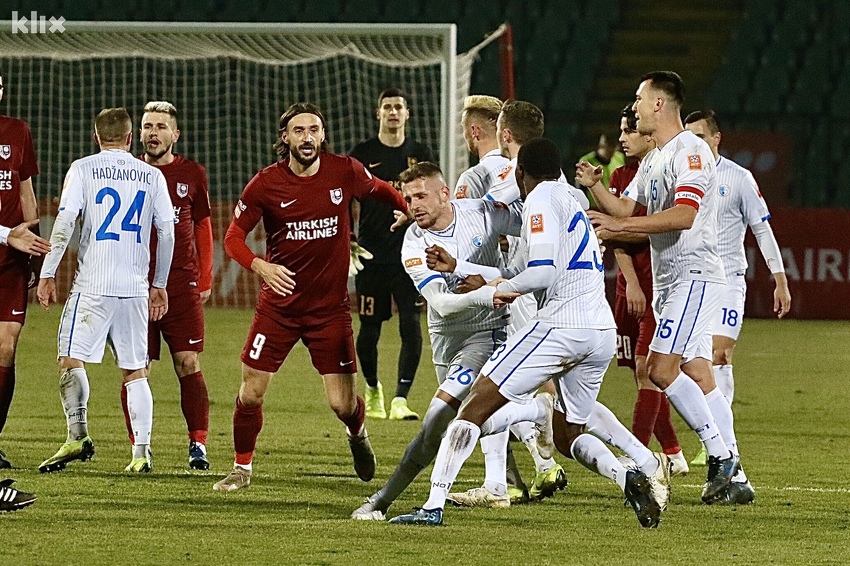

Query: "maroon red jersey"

xmin=232 ymin=154 xmax=402 ymax=318
xmin=0 ymin=115 xmax=38 ymax=280
xmin=610 ymin=161 xmax=652 ymax=297
xmin=144 ymin=154 xmax=211 ymax=293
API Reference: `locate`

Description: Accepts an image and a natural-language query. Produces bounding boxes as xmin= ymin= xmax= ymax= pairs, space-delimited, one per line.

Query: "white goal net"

xmin=0 ymin=22 xmax=503 ymax=307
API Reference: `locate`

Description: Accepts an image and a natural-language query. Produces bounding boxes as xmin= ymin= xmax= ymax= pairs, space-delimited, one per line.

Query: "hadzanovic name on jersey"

xmin=621 ymin=130 xmax=725 ymax=290
xmin=401 ymin=199 xmax=520 ymax=334
xmin=714 ymin=156 xmax=772 ymax=276
xmin=453 ymin=149 xmax=510 ymax=200
xmin=521 ymin=181 xmax=614 ymax=330
xmin=45 ymin=149 xmax=174 ymax=297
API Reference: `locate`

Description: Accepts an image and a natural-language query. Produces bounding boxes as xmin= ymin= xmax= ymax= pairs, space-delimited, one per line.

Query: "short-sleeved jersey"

xmin=401 ymin=199 xmax=521 ymax=334
xmin=143 ymin=154 xmax=212 ymax=293
xmin=234 ymin=153 xmax=391 ymax=317
xmin=714 ymin=156 xmax=772 ymax=276
xmin=609 ymin=161 xmax=652 ymax=297
xmin=622 ymin=130 xmax=725 ymax=291
xmin=523 ymin=181 xmax=615 ymax=330
xmin=453 ymin=149 xmax=510 ymax=200
xmin=55 ymin=149 xmax=174 ymax=297
xmin=0 ymin=115 xmax=39 ymax=278
xmin=349 ymin=137 xmax=434 ymax=265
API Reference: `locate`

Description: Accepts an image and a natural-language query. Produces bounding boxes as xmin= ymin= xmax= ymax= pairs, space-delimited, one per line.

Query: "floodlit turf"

xmin=2 ymin=308 xmax=849 ymax=564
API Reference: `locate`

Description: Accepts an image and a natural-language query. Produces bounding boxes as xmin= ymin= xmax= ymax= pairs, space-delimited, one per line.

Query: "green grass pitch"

xmin=2 ymin=308 xmax=849 ymax=564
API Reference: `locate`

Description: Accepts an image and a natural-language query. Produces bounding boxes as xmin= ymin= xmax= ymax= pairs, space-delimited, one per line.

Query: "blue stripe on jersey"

xmin=484 ymin=193 xmax=495 ymax=201
xmin=498 ymin=326 xmax=552 ymax=387
xmin=417 ymin=274 xmax=442 ymax=291
xmin=761 ymin=214 xmax=771 ymax=222
xmin=57 ymin=294 xmax=71 ymax=355
xmin=527 ymin=259 xmax=554 ymax=267
xmin=487 ymin=321 xmax=539 ymax=376
xmin=681 ymin=281 xmax=706 ymax=350
xmin=66 ymin=293 xmax=82 ymax=356
xmin=671 ymin=281 xmax=695 ymax=350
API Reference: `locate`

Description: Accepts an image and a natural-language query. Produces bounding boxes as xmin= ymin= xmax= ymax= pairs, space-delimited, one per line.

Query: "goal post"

xmin=0 ymin=21 xmax=505 ymax=307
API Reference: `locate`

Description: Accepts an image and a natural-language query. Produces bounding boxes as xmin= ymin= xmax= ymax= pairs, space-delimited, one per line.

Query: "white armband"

xmin=751 ymin=221 xmax=784 ymax=274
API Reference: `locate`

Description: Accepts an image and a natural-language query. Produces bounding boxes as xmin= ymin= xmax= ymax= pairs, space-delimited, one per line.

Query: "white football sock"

xmin=60 ymin=367 xmax=90 ymax=442
xmin=125 ymin=378 xmax=153 ymax=459
xmin=511 ymin=421 xmax=555 ymax=473
xmin=570 ymin=433 xmax=627 ymax=492
xmin=479 ymin=397 xmax=546 ymax=437
xmin=713 ymin=364 xmax=735 ymax=404
xmin=424 ymin=420 xmax=480 ymax=510
xmin=586 ymin=401 xmax=657 ymax=476
xmin=664 ymin=372 xmax=730 ymax=460
xmin=480 ymin=431 xmax=508 ymax=496
xmin=705 ymin=387 xmax=738 ymax=457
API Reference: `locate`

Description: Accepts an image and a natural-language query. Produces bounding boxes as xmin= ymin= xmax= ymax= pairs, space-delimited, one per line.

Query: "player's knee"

xmin=0 ymin=338 xmax=16 ymax=366
xmin=173 ymin=352 xmax=201 ymax=377
xmin=713 ymin=347 xmax=734 ymax=366
xmin=398 ymin=313 xmax=421 ymax=341
xmin=329 ymin=397 xmax=356 ymax=420
xmin=553 ymin=417 xmax=580 ymax=459
xmin=357 ymin=320 xmax=381 ymax=343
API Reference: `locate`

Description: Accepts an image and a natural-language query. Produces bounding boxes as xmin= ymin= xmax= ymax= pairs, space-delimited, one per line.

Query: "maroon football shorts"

xmin=148 ymin=290 xmax=205 ymax=360
xmin=614 ymin=291 xmax=656 ymax=369
xmin=0 ymin=270 xmax=28 ymax=325
xmin=240 ymin=304 xmax=357 ymax=375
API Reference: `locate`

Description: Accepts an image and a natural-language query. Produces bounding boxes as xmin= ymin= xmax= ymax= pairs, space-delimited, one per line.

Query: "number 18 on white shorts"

xmin=58 ymin=293 xmax=149 ymax=371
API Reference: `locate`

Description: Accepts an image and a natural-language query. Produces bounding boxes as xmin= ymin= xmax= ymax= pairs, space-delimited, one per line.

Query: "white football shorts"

xmin=57 ymin=293 xmax=148 ymax=370
xmin=650 ymin=280 xmax=723 ymax=363
xmin=432 ymin=328 xmax=506 ymax=402
xmin=712 ymin=274 xmax=746 ymax=340
xmin=482 ymin=320 xmax=616 ymax=424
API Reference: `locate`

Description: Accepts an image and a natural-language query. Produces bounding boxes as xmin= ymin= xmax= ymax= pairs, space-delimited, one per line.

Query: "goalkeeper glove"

xmin=349 ymin=242 xmax=373 ymax=277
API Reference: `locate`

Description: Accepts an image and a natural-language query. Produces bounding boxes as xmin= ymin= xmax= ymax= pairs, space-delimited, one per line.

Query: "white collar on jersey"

xmin=427 ymin=202 xmax=457 ymax=238
xmin=481 ymin=148 xmax=503 ymax=160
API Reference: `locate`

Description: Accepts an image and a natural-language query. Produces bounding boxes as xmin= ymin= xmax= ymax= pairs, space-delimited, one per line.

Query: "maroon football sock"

xmin=340 ymin=396 xmax=365 ymax=436
xmin=120 ymin=382 xmax=135 ymax=444
xmin=654 ymin=396 xmax=682 ymax=454
xmin=632 ymin=388 xmax=663 ymax=447
xmin=234 ymin=396 xmax=263 ymax=466
xmin=0 ymin=365 xmax=15 ymax=434
xmin=179 ymin=371 xmax=209 ymax=445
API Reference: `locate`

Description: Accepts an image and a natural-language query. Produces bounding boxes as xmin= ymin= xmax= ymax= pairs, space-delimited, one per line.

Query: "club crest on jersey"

xmin=455 ymin=185 xmax=468 ymax=199
xmin=330 ymin=188 xmax=343 ymax=205
xmin=530 ymin=213 xmax=544 ymax=233
xmin=408 ymin=157 xmax=419 ymax=168
xmin=0 ymin=145 xmax=10 ymax=160
xmin=688 ymin=154 xmax=702 ymax=170
xmin=719 ymin=184 xmax=729 ymax=196
xmin=471 ymin=235 xmax=483 ymax=248
xmin=177 ymin=182 xmax=189 ymax=198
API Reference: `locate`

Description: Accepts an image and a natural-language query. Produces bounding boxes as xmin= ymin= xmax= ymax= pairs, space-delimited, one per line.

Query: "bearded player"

xmin=118 ymin=101 xmax=215 ymax=470
xmin=213 ymin=103 xmax=408 ymax=492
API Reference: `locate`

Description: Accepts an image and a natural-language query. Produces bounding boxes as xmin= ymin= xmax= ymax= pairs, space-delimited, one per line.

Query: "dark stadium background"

xmin=4 ymin=0 xmax=848 ymax=318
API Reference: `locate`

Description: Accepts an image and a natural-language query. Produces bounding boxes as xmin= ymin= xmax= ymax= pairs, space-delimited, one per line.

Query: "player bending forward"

xmin=389 ymin=139 xmax=664 ymax=528
xmin=214 ymin=103 xmax=408 ymax=492
xmin=351 ymin=161 xmax=556 ymax=520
